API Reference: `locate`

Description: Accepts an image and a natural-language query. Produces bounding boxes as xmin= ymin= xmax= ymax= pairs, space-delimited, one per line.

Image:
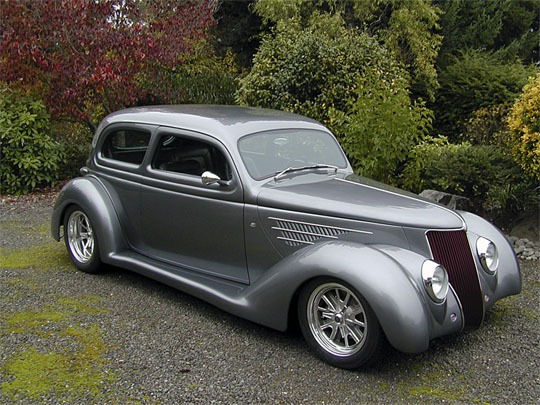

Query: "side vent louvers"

xmin=269 ymin=217 xmax=372 ymax=247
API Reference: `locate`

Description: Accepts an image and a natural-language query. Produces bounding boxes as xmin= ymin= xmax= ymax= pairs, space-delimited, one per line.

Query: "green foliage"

xmin=437 ymin=0 xmax=539 ymax=67
xmin=329 ymin=69 xmax=433 ymax=184
xmin=212 ymin=1 xmax=263 ymax=68
xmin=401 ymin=137 xmax=536 ymax=226
xmin=236 ymin=13 xmax=402 ymax=125
xmin=142 ymin=42 xmax=240 ymax=106
xmin=253 ymin=0 xmax=442 ymax=100
xmin=52 ymin=122 xmax=92 ymax=180
xmin=353 ymin=0 xmax=442 ymax=100
xmin=461 ymin=104 xmax=512 ymax=147
xmin=435 ymin=49 xmax=535 ymax=139
xmin=507 ymin=73 xmax=540 ymax=180
xmin=0 ymin=87 xmax=64 ymax=194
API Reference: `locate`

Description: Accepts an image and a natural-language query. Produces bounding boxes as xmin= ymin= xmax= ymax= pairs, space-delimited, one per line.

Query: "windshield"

xmin=238 ymin=129 xmax=348 ymax=180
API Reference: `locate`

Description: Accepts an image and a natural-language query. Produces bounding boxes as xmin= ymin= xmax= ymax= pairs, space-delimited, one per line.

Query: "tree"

xmin=0 ymin=0 xmax=217 ymax=131
xmin=253 ymin=0 xmax=442 ymax=100
xmin=436 ymin=0 xmax=539 ymax=67
xmin=212 ymin=0 xmax=263 ymax=68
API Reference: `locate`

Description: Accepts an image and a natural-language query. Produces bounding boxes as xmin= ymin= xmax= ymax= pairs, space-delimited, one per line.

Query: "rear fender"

xmin=51 ymin=176 xmax=127 ymax=262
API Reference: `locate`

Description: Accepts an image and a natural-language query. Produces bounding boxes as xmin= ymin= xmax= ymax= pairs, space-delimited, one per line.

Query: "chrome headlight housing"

xmin=421 ymin=260 xmax=449 ymax=303
xmin=476 ymin=237 xmax=499 ymax=275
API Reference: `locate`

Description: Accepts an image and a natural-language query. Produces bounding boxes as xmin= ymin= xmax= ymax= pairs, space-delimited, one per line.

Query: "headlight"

xmin=476 ymin=237 xmax=498 ymax=275
xmin=422 ymin=260 xmax=449 ymax=303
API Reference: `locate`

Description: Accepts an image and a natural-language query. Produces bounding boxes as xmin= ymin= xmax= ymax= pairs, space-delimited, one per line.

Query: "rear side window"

xmin=101 ymin=129 xmax=151 ymax=165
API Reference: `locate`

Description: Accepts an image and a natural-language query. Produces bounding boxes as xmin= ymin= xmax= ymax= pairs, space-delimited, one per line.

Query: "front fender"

xmin=241 ymin=240 xmax=458 ymax=353
xmin=51 ymin=176 xmax=127 ymax=262
xmin=459 ymin=211 xmax=521 ymax=303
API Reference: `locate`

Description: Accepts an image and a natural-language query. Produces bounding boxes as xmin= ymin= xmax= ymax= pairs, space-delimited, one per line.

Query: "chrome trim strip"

xmin=271 ymin=226 xmax=340 ymax=239
xmin=276 ymin=236 xmax=314 ymax=245
xmin=268 ymin=217 xmax=373 ymax=235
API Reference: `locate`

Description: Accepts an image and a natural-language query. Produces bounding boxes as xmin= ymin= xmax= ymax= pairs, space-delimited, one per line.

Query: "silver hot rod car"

xmin=51 ymin=105 xmax=521 ymax=369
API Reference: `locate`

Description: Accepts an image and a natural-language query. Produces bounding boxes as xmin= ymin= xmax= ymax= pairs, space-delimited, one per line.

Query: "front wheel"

xmin=63 ymin=206 xmax=102 ymax=273
xmin=298 ymin=278 xmax=381 ymax=369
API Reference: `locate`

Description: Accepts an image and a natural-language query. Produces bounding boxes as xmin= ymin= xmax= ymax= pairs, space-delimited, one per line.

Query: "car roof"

xmin=97 ymin=105 xmax=328 ymax=142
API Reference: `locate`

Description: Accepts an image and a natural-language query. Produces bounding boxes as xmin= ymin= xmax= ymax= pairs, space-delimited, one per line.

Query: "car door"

xmin=137 ymin=127 xmax=249 ymax=284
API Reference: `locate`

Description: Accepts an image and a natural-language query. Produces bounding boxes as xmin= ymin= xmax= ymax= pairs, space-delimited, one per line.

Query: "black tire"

xmin=298 ymin=278 xmax=381 ymax=369
xmin=63 ymin=205 xmax=103 ymax=273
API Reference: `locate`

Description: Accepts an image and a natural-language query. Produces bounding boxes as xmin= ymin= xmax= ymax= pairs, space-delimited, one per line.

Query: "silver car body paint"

xmin=52 ymin=105 xmax=521 ymax=354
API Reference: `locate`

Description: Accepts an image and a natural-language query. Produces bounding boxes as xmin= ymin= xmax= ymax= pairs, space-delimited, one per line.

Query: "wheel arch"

xmin=245 ymin=241 xmax=432 ymax=354
xmin=51 ymin=176 xmax=128 ymax=263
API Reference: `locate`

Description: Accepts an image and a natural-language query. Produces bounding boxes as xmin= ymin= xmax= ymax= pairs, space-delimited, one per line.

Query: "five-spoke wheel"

xmin=298 ymin=279 xmax=381 ymax=369
xmin=63 ymin=206 xmax=102 ymax=273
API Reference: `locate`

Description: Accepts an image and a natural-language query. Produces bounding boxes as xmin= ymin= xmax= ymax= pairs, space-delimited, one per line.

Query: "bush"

xmin=329 ymin=70 xmax=433 ymax=184
xmin=236 ymin=13 xmax=404 ymax=127
xmin=52 ymin=122 xmax=92 ymax=180
xmin=401 ymin=137 xmax=535 ymax=227
xmin=461 ymin=104 xmax=512 ymax=147
xmin=435 ymin=49 xmax=535 ymax=139
xmin=0 ymin=88 xmax=64 ymax=194
xmin=507 ymin=73 xmax=540 ymax=180
xmin=236 ymin=12 xmax=429 ymax=183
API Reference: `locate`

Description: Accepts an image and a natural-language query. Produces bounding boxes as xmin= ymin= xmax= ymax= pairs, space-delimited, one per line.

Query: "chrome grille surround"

xmin=426 ymin=230 xmax=484 ymax=328
xmin=269 ymin=217 xmax=372 ymax=247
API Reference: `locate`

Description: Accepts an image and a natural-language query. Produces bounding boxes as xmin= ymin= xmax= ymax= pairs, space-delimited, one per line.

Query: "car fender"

xmin=240 ymin=240 xmax=439 ymax=353
xmin=459 ymin=211 xmax=521 ymax=301
xmin=51 ymin=176 xmax=127 ymax=261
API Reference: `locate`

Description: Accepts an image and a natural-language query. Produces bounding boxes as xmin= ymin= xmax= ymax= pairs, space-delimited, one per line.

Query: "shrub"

xmin=435 ymin=49 xmax=535 ymax=139
xmin=0 ymin=88 xmax=64 ymax=194
xmin=52 ymin=122 xmax=92 ymax=180
xmin=236 ymin=12 xmax=429 ymax=183
xmin=461 ymin=104 xmax=512 ymax=147
xmin=507 ymin=73 xmax=540 ymax=180
xmin=236 ymin=13 xmax=404 ymax=127
xmin=401 ymin=137 xmax=535 ymax=227
xmin=329 ymin=70 xmax=433 ymax=184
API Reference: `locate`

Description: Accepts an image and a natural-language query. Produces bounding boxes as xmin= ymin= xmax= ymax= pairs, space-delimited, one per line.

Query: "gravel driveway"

xmin=1 ymin=192 xmax=539 ymax=404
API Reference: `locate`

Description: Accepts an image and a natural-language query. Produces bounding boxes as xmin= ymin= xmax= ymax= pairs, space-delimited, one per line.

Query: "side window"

xmin=101 ymin=129 xmax=151 ymax=165
xmin=152 ymin=135 xmax=232 ymax=180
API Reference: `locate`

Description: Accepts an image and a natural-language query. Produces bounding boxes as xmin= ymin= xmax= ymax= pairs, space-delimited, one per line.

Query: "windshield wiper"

xmin=274 ymin=164 xmax=338 ymax=181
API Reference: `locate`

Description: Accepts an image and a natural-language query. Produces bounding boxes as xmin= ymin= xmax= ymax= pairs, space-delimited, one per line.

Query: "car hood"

xmin=257 ymin=173 xmax=465 ymax=229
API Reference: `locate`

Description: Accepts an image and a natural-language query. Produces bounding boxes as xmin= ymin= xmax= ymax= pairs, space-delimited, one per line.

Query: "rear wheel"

xmin=63 ymin=206 xmax=102 ymax=273
xmin=298 ymin=278 xmax=381 ymax=369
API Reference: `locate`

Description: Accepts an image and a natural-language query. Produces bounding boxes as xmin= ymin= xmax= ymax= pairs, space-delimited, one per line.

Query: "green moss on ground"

xmin=0 ymin=218 xmax=115 ymax=402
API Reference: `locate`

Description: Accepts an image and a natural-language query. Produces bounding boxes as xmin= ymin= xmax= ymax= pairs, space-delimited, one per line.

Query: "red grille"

xmin=427 ymin=230 xmax=484 ymax=328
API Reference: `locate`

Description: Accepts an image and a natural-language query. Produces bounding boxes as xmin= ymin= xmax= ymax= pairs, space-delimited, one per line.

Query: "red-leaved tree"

xmin=0 ymin=0 xmax=217 ymax=131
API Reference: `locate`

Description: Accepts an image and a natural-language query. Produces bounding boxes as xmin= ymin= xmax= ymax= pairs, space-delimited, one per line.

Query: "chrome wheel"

xmin=307 ymin=282 xmax=368 ymax=357
xmin=66 ymin=210 xmax=95 ymax=263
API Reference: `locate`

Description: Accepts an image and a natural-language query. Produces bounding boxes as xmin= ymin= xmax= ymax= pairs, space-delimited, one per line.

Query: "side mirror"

xmin=201 ymin=171 xmax=222 ymax=186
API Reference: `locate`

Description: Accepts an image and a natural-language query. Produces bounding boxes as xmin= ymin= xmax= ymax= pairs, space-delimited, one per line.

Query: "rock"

xmin=507 ymin=236 xmax=519 ymax=245
xmin=419 ymin=189 xmax=472 ymax=211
